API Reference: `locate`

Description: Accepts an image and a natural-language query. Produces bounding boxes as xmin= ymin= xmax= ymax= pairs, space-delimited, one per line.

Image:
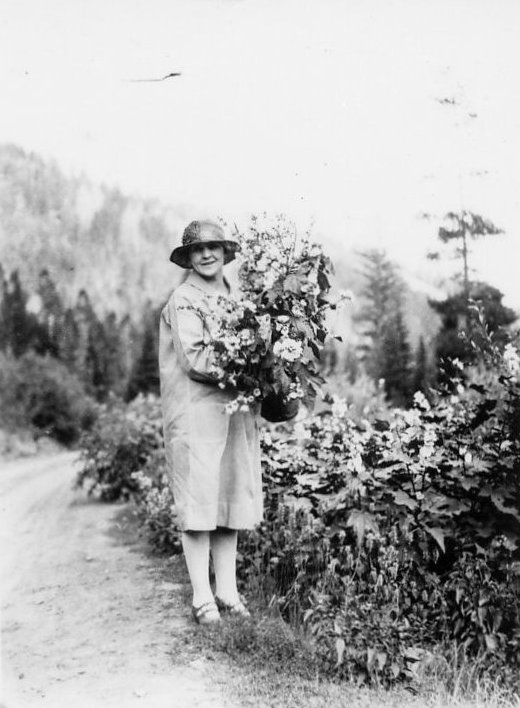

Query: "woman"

xmin=159 ymin=220 xmax=263 ymax=625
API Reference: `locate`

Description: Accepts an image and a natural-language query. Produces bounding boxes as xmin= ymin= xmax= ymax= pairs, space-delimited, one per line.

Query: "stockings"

xmin=181 ymin=528 xmax=239 ymax=607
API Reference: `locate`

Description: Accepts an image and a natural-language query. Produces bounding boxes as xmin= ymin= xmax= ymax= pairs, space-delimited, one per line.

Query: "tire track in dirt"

xmin=1 ymin=453 xmax=237 ymax=708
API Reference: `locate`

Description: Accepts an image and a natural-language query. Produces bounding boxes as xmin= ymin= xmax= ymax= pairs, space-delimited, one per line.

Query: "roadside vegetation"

xmin=74 ymin=321 xmax=520 ymax=705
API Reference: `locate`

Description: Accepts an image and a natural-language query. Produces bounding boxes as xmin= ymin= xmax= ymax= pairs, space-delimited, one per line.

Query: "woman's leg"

xmin=181 ymin=531 xmax=214 ymax=607
xmin=210 ymin=527 xmax=239 ymax=604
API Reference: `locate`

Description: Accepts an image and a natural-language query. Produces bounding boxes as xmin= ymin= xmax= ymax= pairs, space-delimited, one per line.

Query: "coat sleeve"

xmin=167 ymin=291 xmax=218 ymax=384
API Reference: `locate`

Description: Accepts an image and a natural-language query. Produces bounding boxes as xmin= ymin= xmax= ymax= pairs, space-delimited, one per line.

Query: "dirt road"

xmin=1 ymin=453 xmax=235 ymax=708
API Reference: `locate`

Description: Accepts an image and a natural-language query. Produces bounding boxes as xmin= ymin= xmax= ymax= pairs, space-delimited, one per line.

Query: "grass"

xmin=186 ymin=613 xmax=520 ymax=708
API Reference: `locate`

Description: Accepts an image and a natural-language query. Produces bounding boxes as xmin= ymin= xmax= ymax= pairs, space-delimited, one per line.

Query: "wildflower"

xmin=256 ymin=315 xmax=271 ymax=342
xmin=225 ymin=400 xmax=239 ymax=415
xmin=273 ymin=337 xmax=303 ymax=362
xmin=504 ymin=343 xmax=520 ymax=379
xmin=256 ymin=256 xmax=269 ymax=272
xmin=263 ymin=271 xmax=277 ymax=289
xmin=331 ymin=396 xmax=348 ymax=419
xmin=413 ymin=391 xmax=430 ymax=411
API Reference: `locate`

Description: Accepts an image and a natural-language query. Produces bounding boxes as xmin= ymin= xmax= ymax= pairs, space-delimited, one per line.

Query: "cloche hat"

xmin=169 ymin=220 xmax=240 ymax=269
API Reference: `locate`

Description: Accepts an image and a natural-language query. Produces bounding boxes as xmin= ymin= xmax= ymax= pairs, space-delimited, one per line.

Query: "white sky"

xmin=1 ymin=0 xmax=520 ymax=306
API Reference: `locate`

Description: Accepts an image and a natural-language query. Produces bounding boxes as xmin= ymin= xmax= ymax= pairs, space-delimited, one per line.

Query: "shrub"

xmin=131 ymin=449 xmax=182 ymax=555
xmin=237 ymin=337 xmax=520 ymax=687
xmin=0 ymin=351 xmax=96 ymax=445
xmin=72 ymin=327 xmax=520 ymax=689
xmin=75 ymin=393 xmax=163 ymax=500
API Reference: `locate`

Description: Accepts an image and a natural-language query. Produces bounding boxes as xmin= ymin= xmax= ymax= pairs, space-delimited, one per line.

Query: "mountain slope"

xmin=0 ymin=144 xmax=187 ymax=318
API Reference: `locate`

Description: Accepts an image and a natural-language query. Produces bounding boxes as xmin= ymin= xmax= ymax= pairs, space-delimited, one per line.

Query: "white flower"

xmin=273 ymin=337 xmax=303 ymax=362
xmin=263 ymin=271 xmax=277 ymax=289
xmin=331 ymin=396 xmax=348 ymax=419
xmin=225 ymin=400 xmax=239 ymax=415
xmin=241 ymin=299 xmax=257 ymax=312
xmin=347 ymin=454 xmax=365 ymax=475
xmin=504 ymin=343 xmax=520 ymax=379
xmin=256 ymin=315 xmax=271 ymax=342
xmin=413 ymin=391 xmax=430 ymax=411
xmin=256 ymin=256 xmax=269 ymax=272
xmin=419 ymin=444 xmax=435 ymax=460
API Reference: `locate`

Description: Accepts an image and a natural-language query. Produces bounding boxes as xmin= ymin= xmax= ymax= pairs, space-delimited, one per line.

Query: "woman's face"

xmin=189 ymin=241 xmax=225 ymax=280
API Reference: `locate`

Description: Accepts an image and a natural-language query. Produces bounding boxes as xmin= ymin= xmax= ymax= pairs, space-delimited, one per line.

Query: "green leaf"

xmin=484 ymin=634 xmax=498 ymax=652
xmin=391 ymin=490 xmax=418 ymax=511
xmin=283 ymin=273 xmax=304 ymax=295
xmin=424 ymin=525 xmax=445 ymax=552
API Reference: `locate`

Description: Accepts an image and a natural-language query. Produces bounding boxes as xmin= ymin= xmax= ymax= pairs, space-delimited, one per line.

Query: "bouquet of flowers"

xmin=205 ymin=217 xmax=342 ymax=421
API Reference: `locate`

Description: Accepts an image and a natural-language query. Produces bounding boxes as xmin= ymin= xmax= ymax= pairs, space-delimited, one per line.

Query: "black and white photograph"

xmin=1 ymin=1 xmax=519 ymax=706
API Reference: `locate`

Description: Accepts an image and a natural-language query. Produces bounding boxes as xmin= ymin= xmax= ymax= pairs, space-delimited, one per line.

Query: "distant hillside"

xmin=0 ymin=144 xmax=187 ymax=319
xmin=0 ymin=144 xmax=440 ymax=347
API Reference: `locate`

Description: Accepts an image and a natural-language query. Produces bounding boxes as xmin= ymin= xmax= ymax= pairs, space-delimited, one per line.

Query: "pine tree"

xmin=356 ymin=250 xmax=413 ymax=405
xmin=380 ymin=307 xmax=412 ymax=406
xmin=57 ymin=308 xmax=79 ymax=370
xmin=73 ymin=289 xmax=99 ymax=391
xmin=428 ymin=211 xmax=503 ymax=335
xmin=126 ymin=305 xmax=161 ymax=400
xmin=0 ymin=264 xmax=8 ymax=351
xmin=356 ymin=250 xmax=400 ymax=380
xmin=412 ymin=336 xmax=430 ymax=395
xmin=102 ymin=311 xmax=126 ymax=396
xmin=35 ymin=269 xmax=64 ymax=357
xmin=1 ymin=270 xmax=38 ymax=356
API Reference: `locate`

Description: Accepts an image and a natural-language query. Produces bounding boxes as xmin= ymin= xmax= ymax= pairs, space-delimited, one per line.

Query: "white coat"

xmin=158 ymin=271 xmax=263 ymax=531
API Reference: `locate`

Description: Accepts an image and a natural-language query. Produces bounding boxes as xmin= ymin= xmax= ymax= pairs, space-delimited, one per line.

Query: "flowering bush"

xmin=76 ymin=394 xmax=163 ymax=501
xmin=237 ymin=336 xmax=520 ymax=686
xmin=202 ymin=217 xmax=344 ymax=414
xmin=131 ymin=450 xmax=182 ymax=555
xmin=75 ymin=320 xmax=520 ymax=688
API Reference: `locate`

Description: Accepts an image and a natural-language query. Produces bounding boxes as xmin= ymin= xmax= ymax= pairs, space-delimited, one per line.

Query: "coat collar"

xmin=185 ymin=270 xmax=231 ymax=296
